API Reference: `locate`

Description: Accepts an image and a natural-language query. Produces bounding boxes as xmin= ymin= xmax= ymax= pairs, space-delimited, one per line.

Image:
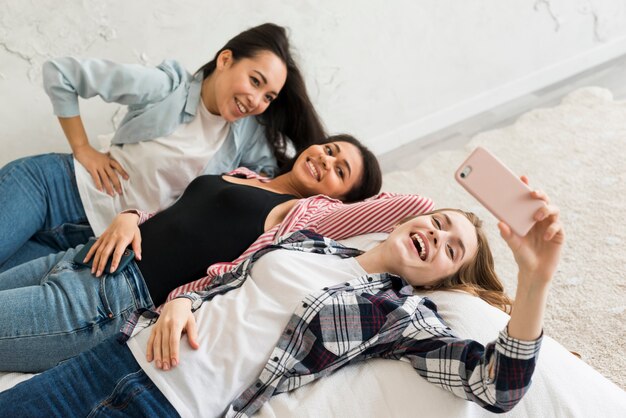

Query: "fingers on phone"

xmin=109 ymin=246 xmax=127 ymax=273
xmin=95 ymin=242 xmax=114 ymax=277
xmin=535 ymin=203 xmax=559 ymax=222
xmin=544 ymin=221 xmax=563 ymax=241
xmin=497 ymin=222 xmax=512 ymax=239
xmin=84 ymin=240 xmax=99 ymax=263
xmin=531 ymin=189 xmax=550 ymax=204
xmin=132 ymin=235 xmax=142 ymax=261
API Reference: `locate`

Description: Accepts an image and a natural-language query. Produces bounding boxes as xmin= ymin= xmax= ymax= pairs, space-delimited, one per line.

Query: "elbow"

xmin=41 ymin=59 xmax=58 ymax=94
xmin=484 ymin=394 xmax=526 ymax=414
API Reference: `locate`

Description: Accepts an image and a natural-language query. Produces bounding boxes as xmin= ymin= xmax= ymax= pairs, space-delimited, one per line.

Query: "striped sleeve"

xmin=308 ymin=192 xmax=434 ymax=238
xmin=162 ymin=192 xmax=434 ymax=304
xmin=121 ymin=208 xmax=155 ymax=225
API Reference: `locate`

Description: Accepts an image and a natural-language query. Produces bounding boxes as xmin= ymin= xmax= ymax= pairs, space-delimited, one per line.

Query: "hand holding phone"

xmin=73 ymin=238 xmax=135 ymax=275
xmin=455 ymin=147 xmax=544 ymax=236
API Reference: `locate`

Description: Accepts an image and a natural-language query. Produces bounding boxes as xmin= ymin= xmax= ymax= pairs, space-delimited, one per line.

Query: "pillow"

xmin=254 ymin=234 xmax=626 ymax=417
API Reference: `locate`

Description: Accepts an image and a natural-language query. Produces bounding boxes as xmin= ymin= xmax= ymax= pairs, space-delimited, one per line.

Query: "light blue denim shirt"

xmin=42 ymin=57 xmax=278 ymax=176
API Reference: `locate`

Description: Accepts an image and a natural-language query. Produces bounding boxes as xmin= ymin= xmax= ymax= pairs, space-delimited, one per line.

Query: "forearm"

xmin=413 ymin=329 xmax=541 ymax=413
xmin=58 ymin=116 xmax=91 ymax=153
xmin=507 ymin=275 xmax=551 ymax=340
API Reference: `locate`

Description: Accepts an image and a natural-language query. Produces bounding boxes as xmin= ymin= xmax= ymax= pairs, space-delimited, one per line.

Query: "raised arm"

xmin=404 ymin=326 xmax=541 ymax=413
xmin=500 ymin=180 xmax=564 ymax=340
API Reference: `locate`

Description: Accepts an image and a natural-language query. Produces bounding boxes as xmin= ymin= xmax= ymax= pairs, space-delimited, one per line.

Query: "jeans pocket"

xmin=98 ymin=275 xmax=115 ymax=319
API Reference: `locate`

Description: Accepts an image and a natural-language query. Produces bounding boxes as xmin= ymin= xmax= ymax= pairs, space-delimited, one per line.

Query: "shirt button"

xmin=273 ymin=356 xmax=279 ymax=362
xmin=344 ymin=282 xmax=350 ymax=286
xmin=285 ymin=329 xmax=292 ymax=335
xmin=368 ymin=277 xmax=373 ymax=282
xmin=255 ymin=382 xmax=261 ymax=388
xmin=323 ymin=287 xmax=328 ymax=291
xmin=302 ymin=303 xmax=308 ymax=308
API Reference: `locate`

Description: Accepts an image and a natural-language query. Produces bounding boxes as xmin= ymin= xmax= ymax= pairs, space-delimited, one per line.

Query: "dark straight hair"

xmin=197 ymin=23 xmax=326 ymax=169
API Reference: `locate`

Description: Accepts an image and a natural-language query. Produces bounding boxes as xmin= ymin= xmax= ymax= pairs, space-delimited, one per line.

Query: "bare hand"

xmin=146 ymin=298 xmax=200 ymax=370
xmin=84 ymin=212 xmax=142 ymax=276
xmin=74 ymin=144 xmax=129 ymax=195
xmin=498 ymin=176 xmax=565 ymax=285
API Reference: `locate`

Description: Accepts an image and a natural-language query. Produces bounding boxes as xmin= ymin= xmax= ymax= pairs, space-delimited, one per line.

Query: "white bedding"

xmin=256 ymin=289 xmax=626 ymax=417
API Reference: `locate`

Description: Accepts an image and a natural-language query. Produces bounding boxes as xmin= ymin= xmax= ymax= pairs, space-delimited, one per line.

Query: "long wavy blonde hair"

xmin=409 ymin=208 xmax=513 ymax=313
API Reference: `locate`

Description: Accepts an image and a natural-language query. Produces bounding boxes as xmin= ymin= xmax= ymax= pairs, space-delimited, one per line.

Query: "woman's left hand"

xmin=146 ymin=298 xmax=200 ymax=371
xmin=498 ymin=176 xmax=565 ymax=286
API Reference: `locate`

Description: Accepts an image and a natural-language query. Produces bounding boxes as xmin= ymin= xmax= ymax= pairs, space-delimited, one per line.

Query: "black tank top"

xmin=136 ymin=175 xmax=295 ymax=305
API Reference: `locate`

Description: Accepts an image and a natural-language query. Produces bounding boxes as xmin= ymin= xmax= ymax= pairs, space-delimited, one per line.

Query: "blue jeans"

xmin=0 ymin=153 xmax=93 ymax=273
xmin=0 ymin=245 xmax=154 ymax=372
xmin=0 ymin=335 xmax=179 ymax=417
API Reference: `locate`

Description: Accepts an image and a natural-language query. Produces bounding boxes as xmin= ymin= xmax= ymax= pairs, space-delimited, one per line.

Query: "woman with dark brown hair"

xmin=0 ymin=23 xmax=326 ymax=273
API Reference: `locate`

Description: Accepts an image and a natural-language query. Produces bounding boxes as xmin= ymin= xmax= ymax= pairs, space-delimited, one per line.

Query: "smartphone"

xmin=73 ymin=238 xmax=135 ymax=274
xmin=455 ymin=146 xmax=544 ymax=236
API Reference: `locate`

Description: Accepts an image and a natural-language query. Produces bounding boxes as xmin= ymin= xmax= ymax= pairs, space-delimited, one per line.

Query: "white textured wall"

xmin=1 ymin=0 xmax=626 ymax=165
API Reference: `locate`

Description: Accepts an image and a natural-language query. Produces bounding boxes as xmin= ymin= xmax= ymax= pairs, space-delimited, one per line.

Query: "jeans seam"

xmin=0 ymin=306 xmax=136 ymax=340
xmin=87 ymin=370 xmax=155 ymax=416
xmin=122 ymin=270 xmax=141 ymax=309
xmin=99 ymin=275 xmax=114 ymax=318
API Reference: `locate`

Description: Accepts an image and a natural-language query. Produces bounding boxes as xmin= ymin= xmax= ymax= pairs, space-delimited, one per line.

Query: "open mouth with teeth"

xmin=235 ymin=98 xmax=247 ymax=114
xmin=306 ymin=159 xmax=320 ymax=181
xmin=410 ymin=233 xmax=427 ymax=260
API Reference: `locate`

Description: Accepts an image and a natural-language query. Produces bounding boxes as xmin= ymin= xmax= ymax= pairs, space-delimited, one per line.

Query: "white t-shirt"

xmin=127 ymin=250 xmax=367 ymax=418
xmin=75 ymin=100 xmax=229 ymax=235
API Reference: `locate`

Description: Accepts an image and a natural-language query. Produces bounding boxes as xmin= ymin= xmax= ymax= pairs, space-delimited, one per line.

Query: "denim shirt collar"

xmin=184 ymin=71 xmax=204 ymax=117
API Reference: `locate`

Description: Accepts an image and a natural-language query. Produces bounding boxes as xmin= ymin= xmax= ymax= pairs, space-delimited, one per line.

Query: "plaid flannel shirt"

xmin=121 ymin=230 xmax=541 ymax=416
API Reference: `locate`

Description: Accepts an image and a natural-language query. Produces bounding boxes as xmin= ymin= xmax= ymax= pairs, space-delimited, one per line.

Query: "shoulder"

xmin=156 ymin=59 xmax=193 ymax=85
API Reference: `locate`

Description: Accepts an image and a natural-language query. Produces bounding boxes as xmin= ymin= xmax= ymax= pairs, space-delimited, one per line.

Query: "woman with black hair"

xmin=0 ymin=23 xmax=326 ymax=272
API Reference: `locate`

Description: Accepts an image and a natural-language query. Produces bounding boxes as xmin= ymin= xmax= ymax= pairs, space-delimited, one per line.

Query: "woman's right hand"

xmin=84 ymin=212 xmax=142 ymax=276
xmin=499 ymin=177 xmax=564 ymax=341
xmin=499 ymin=177 xmax=565 ymax=286
xmin=74 ymin=143 xmax=129 ymax=196
xmin=146 ymin=298 xmax=200 ymax=370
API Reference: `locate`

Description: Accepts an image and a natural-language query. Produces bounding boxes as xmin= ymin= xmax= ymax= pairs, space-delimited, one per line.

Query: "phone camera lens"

xmin=460 ymin=172 xmax=466 ymax=178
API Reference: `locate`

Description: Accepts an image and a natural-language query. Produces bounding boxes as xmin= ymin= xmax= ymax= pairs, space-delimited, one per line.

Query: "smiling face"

xmin=383 ymin=211 xmax=479 ymax=287
xmin=291 ymin=141 xmax=364 ymax=200
xmin=202 ymin=50 xmax=287 ymax=122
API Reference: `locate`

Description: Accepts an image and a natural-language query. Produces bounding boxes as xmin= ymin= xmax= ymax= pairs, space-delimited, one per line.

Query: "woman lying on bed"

xmin=0 ymin=187 xmax=564 ymax=416
xmin=0 ymin=134 xmax=435 ymax=373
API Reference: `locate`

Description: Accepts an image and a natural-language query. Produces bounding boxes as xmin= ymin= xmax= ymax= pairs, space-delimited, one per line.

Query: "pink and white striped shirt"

xmin=130 ymin=168 xmax=434 ymax=305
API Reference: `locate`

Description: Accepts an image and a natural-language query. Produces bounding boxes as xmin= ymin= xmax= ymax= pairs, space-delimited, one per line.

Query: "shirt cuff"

xmin=176 ymin=294 xmax=203 ymax=312
xmin=121 ymin=209 xmax=148 ymax=225
xmin=496 ymin=327 xmax=543 ymax=360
